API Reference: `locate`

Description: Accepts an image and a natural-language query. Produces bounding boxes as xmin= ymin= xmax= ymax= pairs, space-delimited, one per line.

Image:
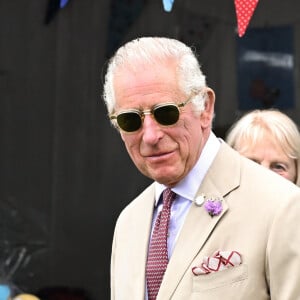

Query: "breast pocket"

xmin=192 ymin=264 xmax=248 ymax=292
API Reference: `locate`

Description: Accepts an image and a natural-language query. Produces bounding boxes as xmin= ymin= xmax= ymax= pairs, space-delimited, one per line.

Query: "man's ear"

xmin=200 ymin=87 xmax=215 ymax=128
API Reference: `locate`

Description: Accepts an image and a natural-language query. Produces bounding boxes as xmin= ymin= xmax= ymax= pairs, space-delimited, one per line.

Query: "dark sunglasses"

xmin=110 ymin=96 xmax=193 ymax=132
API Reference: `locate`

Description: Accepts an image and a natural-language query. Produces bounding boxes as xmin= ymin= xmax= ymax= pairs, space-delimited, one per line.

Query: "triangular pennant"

xmin=44 ymin=0 xmax=60 ymax=24
xmin=162 ymin=0 xmax=175 ymax=12
xmin=60 ymin=0 xmax=70 ymax=8
xmin=234 ymin=0 xmax=259 ymax=37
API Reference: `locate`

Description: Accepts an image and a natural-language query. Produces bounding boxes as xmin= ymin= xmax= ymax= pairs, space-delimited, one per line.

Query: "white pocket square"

xmin=192 ymin=250 xmax=242 ymax=275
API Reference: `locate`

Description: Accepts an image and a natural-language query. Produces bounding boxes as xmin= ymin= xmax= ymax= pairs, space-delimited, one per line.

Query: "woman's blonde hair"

xmin=226 ymin=109 xmax=300 ymax=186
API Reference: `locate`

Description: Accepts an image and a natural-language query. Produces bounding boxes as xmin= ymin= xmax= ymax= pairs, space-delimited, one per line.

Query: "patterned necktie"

xmin=146 ymin=188 xmax=176 ymax=300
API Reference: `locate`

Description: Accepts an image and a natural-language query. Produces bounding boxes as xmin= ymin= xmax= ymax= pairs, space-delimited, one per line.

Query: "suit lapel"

xmin=132 ymin=184 xmax=155 ymax=299
xmin=157 ymin=142 xmax=241 ymax=299
xmin=125 ymin=183 xmax=156 ymax=299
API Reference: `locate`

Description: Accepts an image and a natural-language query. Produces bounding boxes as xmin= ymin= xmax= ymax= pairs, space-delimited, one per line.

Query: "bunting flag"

xmin=162 ymin=0 xmax=175 ymax=12
xmin=234 ymin=0 xmax=259 ymax=37
xmin=60 ymin=0 xmax=69 ymax=8
xmin=44 ymin=0 xmax=71 ymax=24
xmin=106 ymin=0 xmax=146 ymax=58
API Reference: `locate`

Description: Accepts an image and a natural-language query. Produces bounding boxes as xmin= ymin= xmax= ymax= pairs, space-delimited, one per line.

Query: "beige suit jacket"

xmin=111 ymin=142 xmax=300 ymax=299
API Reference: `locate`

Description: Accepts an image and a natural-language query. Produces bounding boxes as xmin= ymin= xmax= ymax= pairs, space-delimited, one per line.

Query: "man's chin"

xmin=151 ymin=173 xmax=181 ymax=187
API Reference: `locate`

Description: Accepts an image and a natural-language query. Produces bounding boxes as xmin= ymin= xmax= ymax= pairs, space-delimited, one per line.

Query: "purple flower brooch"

xmin=194 ymin=194 xmax=223 ymax=217
xmin=204 ymin=199 xmax=223 ymax=217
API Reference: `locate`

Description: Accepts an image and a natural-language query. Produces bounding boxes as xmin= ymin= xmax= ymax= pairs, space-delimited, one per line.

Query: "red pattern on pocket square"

xmin=192 ymin=250 xmax=242 ymax=275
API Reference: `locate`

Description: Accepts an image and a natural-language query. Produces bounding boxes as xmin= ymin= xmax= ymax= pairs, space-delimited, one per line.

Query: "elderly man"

xmin=103 ymin=37 xmax=300 ymax=300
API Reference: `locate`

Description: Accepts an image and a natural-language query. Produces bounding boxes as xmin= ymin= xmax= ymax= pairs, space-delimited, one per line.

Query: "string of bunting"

xmin=162 ymin=0 xmax=260 ymax=37
xmin=44 ymin=0 xmax=259 ymax=38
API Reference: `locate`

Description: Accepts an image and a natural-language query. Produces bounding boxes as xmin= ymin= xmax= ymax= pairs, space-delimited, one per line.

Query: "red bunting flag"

xmin=234 ymin=0 xmax=259 ymax=37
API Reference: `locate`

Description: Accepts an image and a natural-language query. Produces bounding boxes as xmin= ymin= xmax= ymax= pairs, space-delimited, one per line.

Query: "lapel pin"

xmin=194 ymin=194 xmax=205 ymax=206
xmin=204 ymin=198 xmax=223 ymax=217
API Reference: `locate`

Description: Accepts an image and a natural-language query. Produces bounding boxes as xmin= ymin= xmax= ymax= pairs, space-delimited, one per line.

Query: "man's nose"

xmin=142 ymin=115 xmax=163 ymax=144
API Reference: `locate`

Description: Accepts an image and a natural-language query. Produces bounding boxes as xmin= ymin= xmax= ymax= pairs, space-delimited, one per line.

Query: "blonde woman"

xmin=226 ymin=109 xmax=300 ymax=186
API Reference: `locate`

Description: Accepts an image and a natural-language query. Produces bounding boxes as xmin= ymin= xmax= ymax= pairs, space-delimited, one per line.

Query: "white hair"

xmin=102 ymin=37 xmax=207 ymax=115
xmin=226 ymin=109 xmax=300 ymax=186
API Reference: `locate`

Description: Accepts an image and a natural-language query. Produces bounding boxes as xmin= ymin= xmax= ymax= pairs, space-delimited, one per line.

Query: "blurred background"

xmin=0 ymin=0 xmax=300 ymax=299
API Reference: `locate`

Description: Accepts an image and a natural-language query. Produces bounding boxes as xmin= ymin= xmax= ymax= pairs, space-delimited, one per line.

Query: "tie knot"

xmin=162 ymin=188 xmax=176 ymax=208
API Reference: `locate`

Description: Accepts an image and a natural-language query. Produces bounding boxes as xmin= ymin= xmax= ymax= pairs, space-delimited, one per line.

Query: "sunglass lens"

xmin=154 ymin=105 xmax=179 ymax=125
xmin=117 ymin=112 xmax=142 ymax=132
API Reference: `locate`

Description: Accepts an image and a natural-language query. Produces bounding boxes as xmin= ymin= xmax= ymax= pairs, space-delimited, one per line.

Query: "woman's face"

xmin=238 ymin=136 xmax=297 ymax=183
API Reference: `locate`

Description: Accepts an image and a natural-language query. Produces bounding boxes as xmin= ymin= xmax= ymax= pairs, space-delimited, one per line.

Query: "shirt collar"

xmin=154 ymin=132 xmax=221 ymax=205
